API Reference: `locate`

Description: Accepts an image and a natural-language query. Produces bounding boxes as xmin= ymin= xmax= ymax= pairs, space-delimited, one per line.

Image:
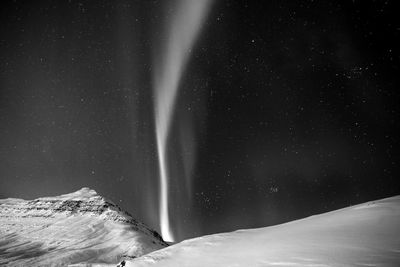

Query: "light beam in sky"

xmin=153 ymin=0 xmax=213 ymax=242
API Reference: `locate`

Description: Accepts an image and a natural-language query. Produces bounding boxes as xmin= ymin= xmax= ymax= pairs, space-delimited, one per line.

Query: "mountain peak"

xmin=63 ymin=187 xmax=99 ymax=198
xmin=35 ymin=187 xmax=102 ymax=201
xmin=0 ymin=188 xmax=167 ymax=266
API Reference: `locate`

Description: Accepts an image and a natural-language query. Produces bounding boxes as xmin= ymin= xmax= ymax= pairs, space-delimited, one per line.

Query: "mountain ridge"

xmin=0 ymin=187 xmax=167 ymax=266
xmin=122 ymin=195 xmax=400 ymax=267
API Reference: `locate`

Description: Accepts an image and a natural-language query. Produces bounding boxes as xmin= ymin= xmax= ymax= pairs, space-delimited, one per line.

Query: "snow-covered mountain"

xmin=2 ymin=188 xmax=399 ymax=267
xmin=123 ymin=195 xmax=400 ymax=267
xmin=0 ymin=187 xmax=167 ymax=266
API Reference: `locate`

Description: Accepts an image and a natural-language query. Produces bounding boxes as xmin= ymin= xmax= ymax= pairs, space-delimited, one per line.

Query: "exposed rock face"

xmin=0 ymin=187 xmax=167 ymax=266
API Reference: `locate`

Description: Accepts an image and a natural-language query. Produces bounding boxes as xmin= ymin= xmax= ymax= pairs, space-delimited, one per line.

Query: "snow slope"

xmin=0 ymin=188 xmax=167 ymax=266
xmin=124 ymin=196 xmax=400 ymax=267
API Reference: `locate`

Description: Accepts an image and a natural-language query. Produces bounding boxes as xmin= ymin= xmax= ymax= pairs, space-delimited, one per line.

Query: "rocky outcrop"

xmin=0 ymin=188 xmax=167 ymax=266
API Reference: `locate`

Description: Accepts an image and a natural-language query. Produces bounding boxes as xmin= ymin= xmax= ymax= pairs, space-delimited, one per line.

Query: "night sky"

xmin=1 ymin=0 xmax=399 ymax=241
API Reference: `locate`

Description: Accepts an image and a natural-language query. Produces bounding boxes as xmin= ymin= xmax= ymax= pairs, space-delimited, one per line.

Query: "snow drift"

xmin=123 ymin=195 xmax=400 ymax=267
xmin=0 ymin=187 xmax=167 ymax=266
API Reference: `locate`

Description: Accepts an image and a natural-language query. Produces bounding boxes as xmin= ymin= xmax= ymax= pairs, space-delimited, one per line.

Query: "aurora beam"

xmin=153 ymin=0 xmax=213 ymax=242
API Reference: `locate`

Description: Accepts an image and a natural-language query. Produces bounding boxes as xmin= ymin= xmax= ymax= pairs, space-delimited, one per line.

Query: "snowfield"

xmin=0 ymin=188 xmax=167 ymax=266
xmin=123 ymin=196 xmax=400 ymax=267
xmin=1 ymin=189 xmax=399 ymax=267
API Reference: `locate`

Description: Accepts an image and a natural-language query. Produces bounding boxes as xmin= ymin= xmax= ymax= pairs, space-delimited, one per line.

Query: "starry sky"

xmin=0 ymin=0 xmax=399 ymax=241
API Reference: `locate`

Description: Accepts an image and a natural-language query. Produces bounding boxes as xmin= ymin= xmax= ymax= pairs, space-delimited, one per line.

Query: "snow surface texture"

xmin=123 ymin=196 xmax=400 ymax=267
xmin=0 ymin=187 xmax=167 ymax=266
